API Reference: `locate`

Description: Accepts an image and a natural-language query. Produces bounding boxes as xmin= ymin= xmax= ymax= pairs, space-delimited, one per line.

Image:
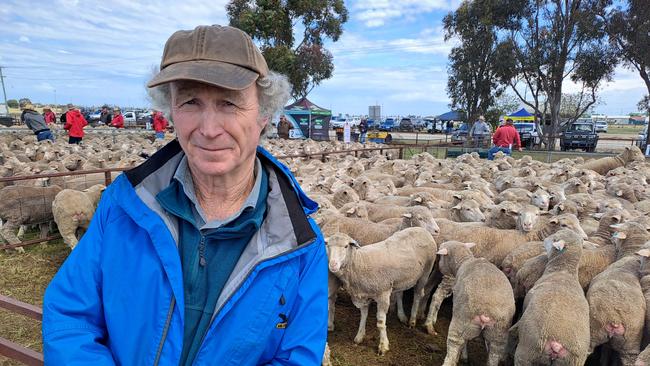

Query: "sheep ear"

xmin=346 ymin=207 xmax=356 ymax=214
xmin=549 ymin=217 xmax=559 ymax=224
xmin=527 ymin=192 xmax=533 ymax=198
xmin=350 ymin=240 xmax=360 ymax=248
xmin=437 ymin=248 xmax=449 ymax=256
xmin=552 ymin=240 xmax=566 ymax=251
xmin=402 ymin=213 xmax=413 ymax=218
xmin=451 ymin=205 xmax=461 ymax=210
xmin=413 ymin=196 xmax=423 ymax=203
xmin=636 ymin=249 xmax=650 ymax=257
xmin=612 ymin=231 xmax=627 ymax=239
xmin=610 ymin=223 xmax=624 ymax=229
xmin=616 ymin=190 xmax=623 ymax=197
xmin=464 ymin=242 xmax=477 ymax=249
xmin=453 ymin=194 xmax=462 ymax=200
xmin=591 ymin=212 xmax=605 ymax=219
xmin=539 ymin=210 xmax=550 ymax=215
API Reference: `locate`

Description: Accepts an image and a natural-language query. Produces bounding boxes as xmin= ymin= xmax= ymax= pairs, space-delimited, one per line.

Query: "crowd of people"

xmin=17 ymin=100 xmax=169 ymax=143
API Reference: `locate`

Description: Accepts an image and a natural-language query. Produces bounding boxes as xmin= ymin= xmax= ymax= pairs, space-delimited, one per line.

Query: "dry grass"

xmin=0 ymin=239 xmax=69 ymax=365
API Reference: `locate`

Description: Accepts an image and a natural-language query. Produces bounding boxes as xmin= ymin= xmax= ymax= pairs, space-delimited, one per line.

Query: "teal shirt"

xmin=156 ymin=158 xmax=268 ymax=366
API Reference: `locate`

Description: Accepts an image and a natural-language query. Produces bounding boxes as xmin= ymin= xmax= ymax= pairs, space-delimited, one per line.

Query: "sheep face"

xmin=450 ymin=200 xmax=485 ymax=222
xmin=531 ymin=189 xmax=550 ymax=211
xmin=543 ymin=229 xmax=583 ymax=258
xmin=325 ymin=233 xmax=358 ymax=273
xmin=516 ymin=206 xmax=543 ymax=232
xmin=547 ymin=214 xmax=588 ymax=239
xmin=598 ymin=199 xmax=623 ymax=213
xmin=404 ymin=208 xmax=440 ymax=236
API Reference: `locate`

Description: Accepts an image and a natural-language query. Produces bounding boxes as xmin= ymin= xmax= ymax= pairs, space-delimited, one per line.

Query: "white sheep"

xmin=326 ymin=228 xmax=437 ymax=355
xmin=52 ymin=184 xmax=106 ymax=249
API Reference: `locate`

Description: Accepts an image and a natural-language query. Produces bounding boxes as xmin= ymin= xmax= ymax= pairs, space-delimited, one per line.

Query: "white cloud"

xmin=18 ymin=35 xmax=29 ymax=42
xmin=354 ymin=0 xmax=461 ymax=27
xmin=35 ymin=82 xmax=55 ymax=91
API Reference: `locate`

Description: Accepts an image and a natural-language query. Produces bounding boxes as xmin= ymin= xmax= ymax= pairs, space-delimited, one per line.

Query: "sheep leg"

xmin=39 ymin=223 xmax=49 ymax=239
xmin=424 ymin=275 xmax=454 ymax=335
xmin=16 ymin=225 xmax=26 ymax=239
xmin=409 ymin=280 xmax=428 ymax=328
xmin=1 ymin=222 xmax=24 ymax=253
xmin=352 ymin=299 xmax=370 ymax=344
xmin=394 ymin=291 xmax=408 ymax=324
xmin=418 ymin=264 xmax=442 ymax=319
xmin=483 ymin=326 xmax=509 ymax=366
xmin=442 ymin=317 xmax=467 ymax=366
xmin=327 ymin=273 xmax=340 ymax=331
xmin=376 ymin=292 xmax=391 ymax=355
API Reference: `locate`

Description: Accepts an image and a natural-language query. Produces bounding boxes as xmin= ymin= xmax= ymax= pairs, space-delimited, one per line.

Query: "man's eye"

xmin=223 ymin=100 xmax=237 ymax=107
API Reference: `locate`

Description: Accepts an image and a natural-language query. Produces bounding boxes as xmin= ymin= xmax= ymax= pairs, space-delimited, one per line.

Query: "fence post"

xmin=415 ymin=132 xmax=419 ymax=145
xmin=104 ymin=171 xmax=112 ymax=186
xmin=321 ymin=153 xmax=326 ymax=162
xmin=399 ymin=147 xmax=404 ymax=159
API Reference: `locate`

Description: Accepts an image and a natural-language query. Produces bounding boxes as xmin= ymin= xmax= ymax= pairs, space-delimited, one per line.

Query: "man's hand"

xmin=518 ymin=147 xmax=523 ymax=151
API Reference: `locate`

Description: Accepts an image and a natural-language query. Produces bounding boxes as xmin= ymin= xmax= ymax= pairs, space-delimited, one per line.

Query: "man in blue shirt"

xmin=43 ymin=25 xmax=328 ymax=366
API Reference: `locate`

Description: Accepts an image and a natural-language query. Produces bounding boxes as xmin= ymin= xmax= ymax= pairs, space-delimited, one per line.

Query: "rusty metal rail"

xmin=0 ymin=295 xmax=44 ymax=365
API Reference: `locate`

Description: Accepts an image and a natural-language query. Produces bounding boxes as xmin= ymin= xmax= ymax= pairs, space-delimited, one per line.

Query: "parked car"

xmin=123 ymin=111 xmax=137 ymax=126
xmin=513 ymin=122 xmax=543 ymax=149
xmin=451 ymin=123 xmax=469 ymax=143
xmin=87 ymin=110 xmax=102 ymax=121
xmin=399 ymin=117 xmax=414 ymax=132
xmin=594 ymin=120 xmax=608 ymax=133
xmin=379 ymin=118 xmax=396 ymax=131
xmin=560 ymin=121 xmax=599 ymax=152
xmin=425 ymin=118 xmax=445 ymax=133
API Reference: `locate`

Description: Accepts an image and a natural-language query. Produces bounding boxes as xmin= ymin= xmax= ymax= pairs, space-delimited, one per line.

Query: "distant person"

xmin=20 ymin=99 xmax=54 ymax=142
xmin=152 ymin=110 xmax=168 ymax=139
xmin=343 ymin=119 xmax=351 ymax=144
xmin=359 ymin=118 xmax=368 ymax=143
xmin=469 ymin=115 xmax=491 ymax=148
xmin=63 ymin=103 xmax=88 ymax=144
xmin=99 ymin=105 xmax=112 ymax=126
xmin=277 ymin=115 xmax=291 ymax=139
xmin=488 ymin=118 xmax=522 ymax=160
xmin=111 ymin=108 xmax=124 ymax=128
xmin=43 ymin=107 xmax=56 ymax=126
xmin=446 ymin=120 xmax=453 ymax=134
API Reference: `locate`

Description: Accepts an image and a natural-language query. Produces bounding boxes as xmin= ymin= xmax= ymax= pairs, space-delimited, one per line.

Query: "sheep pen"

xmin=2 ymin=132 xmax=650 ymax=365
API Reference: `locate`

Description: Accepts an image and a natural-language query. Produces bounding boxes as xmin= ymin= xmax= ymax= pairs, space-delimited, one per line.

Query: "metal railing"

xmin=0 ymin=295 xmax=43 ymax=366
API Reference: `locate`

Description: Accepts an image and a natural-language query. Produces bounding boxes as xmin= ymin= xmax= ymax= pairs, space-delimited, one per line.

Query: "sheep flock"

xmin=4 ymin=130 xmax=650 ymax=365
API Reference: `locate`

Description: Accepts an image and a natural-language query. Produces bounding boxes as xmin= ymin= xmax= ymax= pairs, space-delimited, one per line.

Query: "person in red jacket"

xmin=63 ymin=104 xmax=88 ymax=144
xmin=43 ymin=107 xmax=57 ymax=125
xmin=152 ymin=110 xmax=168 ymax=139
xmin=111 ymin=108 xmax=124 ymax=128
xmin=488 ymin=118 xmax=522 ymax=160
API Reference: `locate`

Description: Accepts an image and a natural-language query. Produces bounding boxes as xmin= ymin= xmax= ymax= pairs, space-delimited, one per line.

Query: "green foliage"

xmin=6 ymin=99 xmax=18 ymax=108
xmin=227 ymin=0 xmax=348 ymax=99
xmin=485 ymin=93 xmax=520 ymax=127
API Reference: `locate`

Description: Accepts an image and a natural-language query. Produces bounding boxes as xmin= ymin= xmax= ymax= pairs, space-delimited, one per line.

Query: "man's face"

xmin=170 ymin=80 xmax=265 ymax=180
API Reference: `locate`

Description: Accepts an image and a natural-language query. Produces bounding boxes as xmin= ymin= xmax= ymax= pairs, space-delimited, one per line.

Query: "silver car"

xmin=594 ymin=120 xmax=608 ymax=133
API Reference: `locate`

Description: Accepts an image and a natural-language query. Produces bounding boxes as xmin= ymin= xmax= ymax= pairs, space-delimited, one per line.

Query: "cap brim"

xmin=147 ymin=60 xmax=259 ymax=90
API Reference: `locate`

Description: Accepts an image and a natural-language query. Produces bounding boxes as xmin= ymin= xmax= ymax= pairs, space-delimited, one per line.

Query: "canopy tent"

xmin=283 ymin=98 xmax=331 ymax=140
xmin=436 ymin=110 xmax=465 ymax=121
xmin=507 ymin=108 xmax=535 ymax=122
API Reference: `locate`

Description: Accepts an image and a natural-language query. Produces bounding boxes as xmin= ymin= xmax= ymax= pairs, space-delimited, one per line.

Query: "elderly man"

xmin=469 ymin=115 xmax=491 ymax=148
xmin=20 ymin=98 xmax=54 ymax=142
xmin=43 ymin=25 xmax=328 ymax=366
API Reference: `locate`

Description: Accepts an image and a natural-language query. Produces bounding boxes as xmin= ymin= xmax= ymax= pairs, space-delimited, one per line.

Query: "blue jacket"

xmin=42 ymin=141 xmax=328 ymax=365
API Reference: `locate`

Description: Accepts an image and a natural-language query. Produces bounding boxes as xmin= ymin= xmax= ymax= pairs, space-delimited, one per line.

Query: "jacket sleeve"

xmin=63 ymin=119 xmax=71 ymax=130
xmin=492 ymin=127 xmax=501 ymax=144
xmin=514 ymin=130 xmax=522 ymax=148
xmin=266 ymin=232 xmax=328 ymax=366
xmin=42 ymin=195 xmax=116 ymax=365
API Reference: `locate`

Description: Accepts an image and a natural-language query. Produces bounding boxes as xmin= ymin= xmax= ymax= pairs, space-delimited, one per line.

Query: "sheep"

xmin=637 ymin=346 xmax=650 ymax=366
xmin=581 ymin=146 xmax=645 ymax=175
xmin=0 ymin=185 xmax=62 ymax=252
xmin=51 ymin=184 xmax=106 ymax=249
xmin=350 ymin=203 xmax=436 ymax=224
xmin=514 ymin=204 xmax=546 ymax=232
xmin=330 ymin=186 xmax=360 ymax=209
xmin=321 ymin=212 xmax=439 ymax=246
xmin=531 ymin=188 xmax=551 ymax=210
xmin=326 ymin=228 xmax=437 ymax=355
xmin=636 ymin=243 xmax=650 ymax=350
xmin=432 ymin=241 xmax=515 ymax=366
xmin=495 ymin=188 xmax=533 ymax=204
xmin=484 ymin=201 xmax=520 ymax=230
xmin=436 ymin=213 xmax=587 ymax=266
xmin=373 ymin=192 xmax=448 ymax=210
xmin=511 ymin=230 xmax=590 ymax=365
xmin=430 ymin=199 xmax=486 ymax=222
xmin=587 ymin=221 xmax=650 ymax=365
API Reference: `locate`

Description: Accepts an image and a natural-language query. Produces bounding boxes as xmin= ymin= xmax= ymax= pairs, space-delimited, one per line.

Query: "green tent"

xmin=283 ymin=98 xmax=331 ymax=140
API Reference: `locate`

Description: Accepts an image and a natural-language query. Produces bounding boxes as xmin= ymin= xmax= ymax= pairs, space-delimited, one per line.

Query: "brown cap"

xmin=147 ymin=25 xmax=268 ymax=90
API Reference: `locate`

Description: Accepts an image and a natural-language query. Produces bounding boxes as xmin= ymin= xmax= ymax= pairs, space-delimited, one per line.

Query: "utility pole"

xmin=0 ymin=66 xmax=8 ymax=113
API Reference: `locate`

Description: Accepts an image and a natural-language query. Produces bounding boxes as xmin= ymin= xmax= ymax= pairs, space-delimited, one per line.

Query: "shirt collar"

xmin=173 ymin=155 xmax=263 ymax=230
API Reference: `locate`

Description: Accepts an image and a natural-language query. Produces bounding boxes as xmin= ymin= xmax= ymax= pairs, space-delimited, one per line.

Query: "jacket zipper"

xmin=192 ymin=237 xmax=318 ymax=365
xmin=153 ymin=296 xmax=176 ymax=366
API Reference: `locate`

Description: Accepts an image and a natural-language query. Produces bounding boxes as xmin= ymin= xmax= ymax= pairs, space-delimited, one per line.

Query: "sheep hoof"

xmin=408 ymin=320 xmax=417 ymax=328
xmin=426 ymin=324 xmax=438 ymax=336
xmin=353 ymin=335 xmax=364 ymax=344
xmin=398 ymin=315 xmax=408 ymax=324
xmin=378 ymin=343 xmax=389 ymax=355
xmin=15 ymin=246 xmax=25 ymax=254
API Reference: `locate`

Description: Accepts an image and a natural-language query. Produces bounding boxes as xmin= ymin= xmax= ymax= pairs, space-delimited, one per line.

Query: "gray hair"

xmin=147 ymin=70 xmax=291 ymax=137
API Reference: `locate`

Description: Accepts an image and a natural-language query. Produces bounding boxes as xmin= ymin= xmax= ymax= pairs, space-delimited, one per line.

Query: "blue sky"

xmin=0 ymin=0 xmax=646 ymax=117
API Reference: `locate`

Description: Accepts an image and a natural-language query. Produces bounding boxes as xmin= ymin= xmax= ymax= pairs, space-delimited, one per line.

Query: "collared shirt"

xmin=173 ymin=155 xmax=263 ymax=230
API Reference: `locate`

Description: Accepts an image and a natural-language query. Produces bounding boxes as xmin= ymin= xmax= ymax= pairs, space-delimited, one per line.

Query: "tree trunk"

xmin=547 ymin=91 xmax=562 ymax=150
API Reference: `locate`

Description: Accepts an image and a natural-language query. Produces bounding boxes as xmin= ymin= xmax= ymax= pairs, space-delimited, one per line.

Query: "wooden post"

xmin=399 ymin=147 xmax=404 ymax=159
xmin=104 ymin=171 xmax=112 ymax=186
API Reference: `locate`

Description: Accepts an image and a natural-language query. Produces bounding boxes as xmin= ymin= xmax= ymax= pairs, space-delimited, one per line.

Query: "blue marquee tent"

xmin=436 ymin=111 xmax=465 ymax=121
xmin=508 ymin=108 xmax=535 ymax=121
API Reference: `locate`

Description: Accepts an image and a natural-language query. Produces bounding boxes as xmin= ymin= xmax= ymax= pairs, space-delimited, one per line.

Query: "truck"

xmin=560 ymin=121 xmax=599 ymax=152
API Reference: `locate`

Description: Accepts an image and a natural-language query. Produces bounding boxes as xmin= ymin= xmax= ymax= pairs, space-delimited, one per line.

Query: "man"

xmin=43 ymin=25 xmax=327 ymax=366
xmin=469 ymin=115 xmax=491 ymax=148
xmin=488 ymin=118 xmax=522 ymax=160
xmin=277 ymin=115 xmax=291 ymax=139
xmin=99 ymin=105 xmax=112 ymax=126
xmin=446 ymin=120 xmax=453 ymax=135
xmin=63 ymin=103 xmax=88 ymax=144
xmin=153 ymin=109 xmax=169 ymax=139
xmin=359 ymin=118 xmax=368 ymax=143
xmin=20 ymin=99 xmax=54 ymax=142
xmin=343 ymin=119 xmax=351 ymax=144
xmin=111 ymin=108 xmax=124 ymax=128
